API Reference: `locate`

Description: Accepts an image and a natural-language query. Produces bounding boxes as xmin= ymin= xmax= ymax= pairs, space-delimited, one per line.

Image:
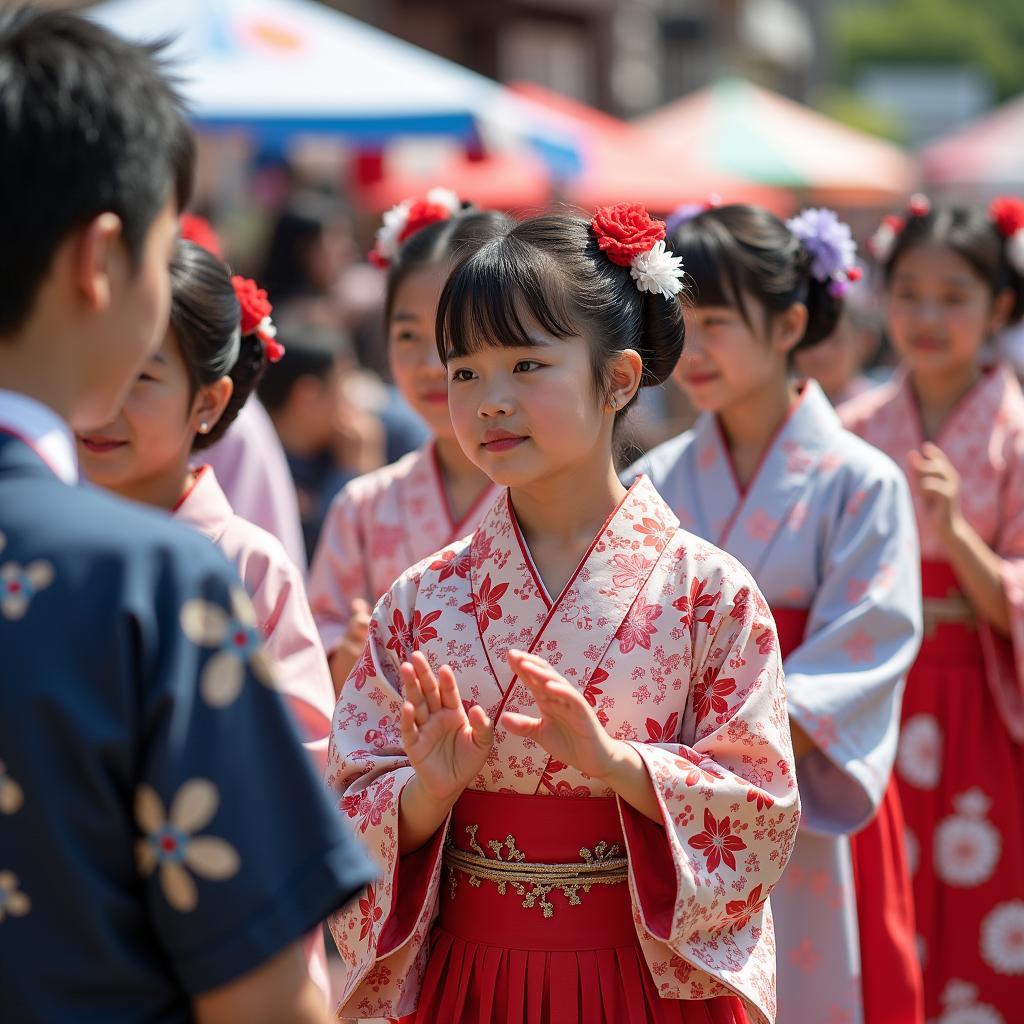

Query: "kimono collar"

xmin=465 ymin=476 xmax=681 ymax=793
xmin=404 ymin=440 xmax=503 ymax=549
xmin=691 ymin=380 xmax=843 ymax=576
xmin=173 ymin=465 xmax=234 ymax=545
xmin=0 ymin=389 xmax=77 ymax=484
xmin=896 ymin=362 xmax=1022 ymax=446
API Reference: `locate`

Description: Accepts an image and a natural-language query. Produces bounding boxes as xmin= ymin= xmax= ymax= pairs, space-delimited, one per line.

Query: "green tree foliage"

xmin=833 ymin=0 xmax=1024 ymax=101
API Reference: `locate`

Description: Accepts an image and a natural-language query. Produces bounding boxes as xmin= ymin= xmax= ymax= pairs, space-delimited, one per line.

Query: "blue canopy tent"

xmin=87 ymin=0 xmax=582 ymax=178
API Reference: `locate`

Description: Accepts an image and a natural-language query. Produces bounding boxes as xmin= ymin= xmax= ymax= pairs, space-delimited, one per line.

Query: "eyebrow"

xmin=892 ymin=273 xmax=975 ymax=287
xmin=390 ymin=311 xmax=425 ymax=324
xmin=150 ymin=353 xmax=169 ymax=366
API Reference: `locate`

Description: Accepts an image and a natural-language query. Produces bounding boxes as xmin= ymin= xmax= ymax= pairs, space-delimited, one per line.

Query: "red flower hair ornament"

xmin=590 ymin=202 xmax=685 ymax=299
xmin=231 ymin=276 xmax=284 ymax=363
xmin=370 ymin=187 xmax=462 ymax=268
xmin=990 ymin=196 xmax=1024 ymax=275
xmin=179 ymin=213 xmax=224 ymax=259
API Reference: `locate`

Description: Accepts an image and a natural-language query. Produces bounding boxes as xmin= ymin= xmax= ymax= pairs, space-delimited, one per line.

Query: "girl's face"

xmin=673 ymin=295 xmax=799 ymax=414
xmin=887 ymin=242 xmax=1008 ymax=377
xmin=447 ymin=323 xmax=619 ymax=490
xmin=76 ymin=327 xmax=226 ymax=495
xmin=387 ymin=262 xmax=455 ymax=439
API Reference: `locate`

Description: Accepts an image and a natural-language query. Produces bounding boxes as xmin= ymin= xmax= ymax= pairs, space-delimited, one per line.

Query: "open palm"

xmin=399 ymin=651 xmax=493 ymax=805
xmin=502 ymin=649 xmax=619 ymax=780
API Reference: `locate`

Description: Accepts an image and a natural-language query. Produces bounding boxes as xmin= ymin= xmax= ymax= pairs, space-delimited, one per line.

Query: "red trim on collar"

xmin=172 ymin=464 xmax=209 ymax=513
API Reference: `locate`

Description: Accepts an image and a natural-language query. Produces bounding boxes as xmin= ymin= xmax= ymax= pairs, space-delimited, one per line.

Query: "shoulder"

xmin=670 ymin=525 xmax=766 ymax=601
xmin=326 ymin=448 xmax=425 ymax=514
xmin=828 ymin=426 xmax=908 ymax=495
xmin=221 ymin=513 xmax=304 ymax=596
xmin=624 ymin=430 xmax=696 ymax=487
xmin=837 ymin=377 xmax=900 ymax=433
xmin=4 ymin=479 xmax=230 ymax=582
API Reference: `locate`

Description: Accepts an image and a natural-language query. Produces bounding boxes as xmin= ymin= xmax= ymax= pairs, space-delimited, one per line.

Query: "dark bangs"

xmin=436 ymin=235 xmax=583 ymax=363
xmin=669 ymin=212 xmax=755 ymax=328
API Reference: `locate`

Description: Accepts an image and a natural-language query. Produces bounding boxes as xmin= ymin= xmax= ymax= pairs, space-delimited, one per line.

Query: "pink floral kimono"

xmin=308 ymin=442 xmax=501 ymax=658
xmin=325 ymin=477 xmax=801 ymax=1024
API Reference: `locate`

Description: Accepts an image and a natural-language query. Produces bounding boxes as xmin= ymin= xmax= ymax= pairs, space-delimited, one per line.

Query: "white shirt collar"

xmin=0 ymin=389 xmax=78 ymax=484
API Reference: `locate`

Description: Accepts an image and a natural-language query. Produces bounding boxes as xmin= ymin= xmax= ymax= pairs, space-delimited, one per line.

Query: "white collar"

xmin=0 ymin=389 xmax=78 ymax=484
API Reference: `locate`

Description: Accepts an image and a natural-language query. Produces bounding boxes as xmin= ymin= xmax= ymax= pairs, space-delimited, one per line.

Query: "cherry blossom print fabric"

xmin=325 ymin=476 xmax=800 ymax=1024
xmin=309 ymin=443 xmax=502 ymax=657
xmin=630 ymin=380 xmax=922 ymax=1024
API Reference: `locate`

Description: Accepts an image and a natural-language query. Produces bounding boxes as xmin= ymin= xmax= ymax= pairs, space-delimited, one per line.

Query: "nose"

xmin=476 ymin=379 xmax=516 ymax=419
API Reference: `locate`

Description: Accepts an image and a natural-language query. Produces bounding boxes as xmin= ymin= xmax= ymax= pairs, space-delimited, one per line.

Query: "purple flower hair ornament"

xmin=785 ymin=207 xmax=862 ymax=298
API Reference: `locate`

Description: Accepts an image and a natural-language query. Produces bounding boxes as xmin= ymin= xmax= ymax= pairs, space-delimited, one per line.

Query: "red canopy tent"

xmin=511 ymin=83 xmax=790 ymax=215
xmin=356 ymin=82 xmax=790 ymax=216
xmin=637 ymin=78 xmax=915 ymax=207
xmin=919 ymin=93 xmax=1024 ymax=192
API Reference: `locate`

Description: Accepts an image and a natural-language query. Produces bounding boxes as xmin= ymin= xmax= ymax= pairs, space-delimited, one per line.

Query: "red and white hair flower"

xmin=590 ymin=202 xmax=685 ymax=299
xmin=370 ymin=187 xmax=462 ymax=268
xmin=231 ymin=276 xmax=284 ymax=363
xmin=990 ymin=196 xmax=1024 ymax=275
xmin=868 ymin=194 xmax=931 ymax=264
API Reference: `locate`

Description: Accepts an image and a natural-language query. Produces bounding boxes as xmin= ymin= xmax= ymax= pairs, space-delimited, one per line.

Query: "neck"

xmin=433 ymin=433 xmax=486 ymax=485
xmin=718 ymin=378 xmax=796 ymax=454
xmin=111 ymin=462 xmax=195 ymax=513
xmin=510 ymin=457 xmax=625 ymax=552
xmin=909 ymin=363 xmax=982 ymax=428
xmin=0 ymin=338 xmax=77 ymax=424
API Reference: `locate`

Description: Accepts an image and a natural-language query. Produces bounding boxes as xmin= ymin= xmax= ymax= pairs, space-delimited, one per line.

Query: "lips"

xmin=77 ymin=435 xmax=127 ymax=454
xmin=909 ymin=337 xmax=945 ymax=351
xmin=481 ymin=429 xmax=527 ymax=453
xmin=684 ymin=372 xmax=719 ymax=387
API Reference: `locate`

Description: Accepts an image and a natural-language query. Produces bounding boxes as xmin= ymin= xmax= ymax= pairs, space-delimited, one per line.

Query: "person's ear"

xmin=772 ymin=302 xmax=809 ymax=355
xmin=191 ymin=376 xmax=234 ymax=437
xmin=72 ymin=213 xmax=126 ymax=313
xmin=605 ymin=348 xmax=644 ymax=413
xmin=988 ymin=287 xmax=1017 ymax=335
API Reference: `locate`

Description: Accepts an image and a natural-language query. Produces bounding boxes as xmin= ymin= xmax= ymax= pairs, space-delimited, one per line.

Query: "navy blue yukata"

xmin=0 ymin=403 xmax=376 ymax=1023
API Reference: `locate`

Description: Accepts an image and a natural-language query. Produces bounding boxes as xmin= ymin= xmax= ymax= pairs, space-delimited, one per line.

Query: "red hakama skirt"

xmin=412 ymin=789 xmax=750 ymax=1024
xmin=895 ymin=562 xmax=1024 ymax=1019
xmin=774 ymin=607 xmax=924 ymax=1024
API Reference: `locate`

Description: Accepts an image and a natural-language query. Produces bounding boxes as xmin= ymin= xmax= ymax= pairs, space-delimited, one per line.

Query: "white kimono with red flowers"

xmin=308 ymin=443 xmax=501 ymax=657
xmin=325 ymin=477 xmax=801 ymax=1023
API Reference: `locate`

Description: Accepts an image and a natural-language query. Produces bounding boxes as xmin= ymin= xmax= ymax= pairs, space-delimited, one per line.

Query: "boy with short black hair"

xmin=0 ymin=10 xmax=374 ymax=1023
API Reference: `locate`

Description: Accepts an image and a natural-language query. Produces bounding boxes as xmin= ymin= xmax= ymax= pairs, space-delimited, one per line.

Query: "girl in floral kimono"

xmin=308 ymin=194 xmax=509 ymax=692
xmin=326 ymin=203 xmax=801 ymax=1024
xmin=840 ymin=196 xmax=1024 ymax=1022
xmin=75 ymin=240 xmax=337 ymax=999
xmin=626 ymin=203 xmax=924 ymax=1024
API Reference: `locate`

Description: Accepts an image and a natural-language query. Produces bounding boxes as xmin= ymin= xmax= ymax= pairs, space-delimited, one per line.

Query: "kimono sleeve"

xmin=308 ymin=482 xmax=373 ymax=657
xmin=137 ymin=553 xmax=375 ymax=996
xmin=616 ymin=559 xmax=801 ymax=1000
xmin=785 ymin=464 xmax=922 ymax=834
xmin=983 ymin=426 xmax=1024 ymax=743
xmin=249 ymin=545 xmax=337 ymax=773
xmin=324 ymin=580 xmax=450 ymax=1020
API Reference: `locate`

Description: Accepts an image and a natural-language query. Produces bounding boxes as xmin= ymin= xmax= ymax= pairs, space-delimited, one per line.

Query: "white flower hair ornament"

xmin=786 ymin=207 xmax=862 ymax=298
xmin=867 ymin=194 xmax=931 ymax=264
xmin=990 ymin=196 xmax=1024 ymax=276
xmin=370 ymin=187 xmax=462 ymax=268
xmin=590 ymin=202 xmax=686 ymax=300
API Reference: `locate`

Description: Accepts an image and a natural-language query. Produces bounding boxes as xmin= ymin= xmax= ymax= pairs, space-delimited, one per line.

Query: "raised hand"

xmin=399 ymin=650 xmax=493 ymax=805
xmin=909 ymin=442 xmax=962 ymax=542
xmin=501 ymin=649 xmax=622 ymax=780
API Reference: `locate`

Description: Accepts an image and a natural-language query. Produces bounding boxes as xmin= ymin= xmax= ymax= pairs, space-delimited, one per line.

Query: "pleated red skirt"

xmin=897 ymin=563 xmax=1024 ymax=1020
xmin=774 ymin=606 xmax=924 ymax=1024
xmin=412 ymin=789 xmax=749 ymax=1024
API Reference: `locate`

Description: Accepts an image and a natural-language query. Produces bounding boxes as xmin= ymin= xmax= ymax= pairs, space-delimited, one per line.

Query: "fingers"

xmin=399 ymin=700 xmax=419 ymax=748
xmin=466 ymin=703 xmax=494 ymax=748
xmin=502 ymin=711 xmax=544 ymax=737
xmin=437 ymin=663 xmax=463 ymax=711
xmin=411 ymin=650 xmax=442 ymax=714
xmin=400 ymin=661 xmax=429 ymax=727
